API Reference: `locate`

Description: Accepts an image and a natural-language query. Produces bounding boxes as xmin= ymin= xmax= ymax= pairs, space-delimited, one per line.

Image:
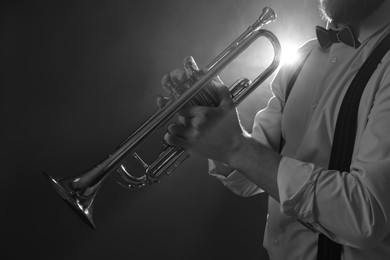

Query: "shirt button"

xmin=271 ymin=238 xmax=279 ymax=246
xmin=331 ymin=57 xmax=337 ymax=63
xmin=312 ymin=102 xmax=318 ymax=109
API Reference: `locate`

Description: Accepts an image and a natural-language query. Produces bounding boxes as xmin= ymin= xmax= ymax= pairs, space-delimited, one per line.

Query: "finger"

xmin=167 ymin=122 xmax=190 ymax=138
xmin=178 ymin=115 xmax=191 ymax=125
xmin=169 ymin=69 xmax=187 ymax=82
xmin=177 ymin=106 xmax=213 ymax=129
xmin=177 ymin=105 xmax=201 ymax=118
xmin=183 ymin=56 xmax=200 ymax=78
xmin=161 ymin=70 xmax=186 ymax=98
xmin=215 ymin=84 xmax=235 ymax=107
xmin=165 ymin=123 xmax=193 ymax=148
xmin=161 ymin=74 xmax=173 ymax=94
xmin=164 ymin=132 xmax=188 ymax=148
xmin=156 ymin=95 xmax=171 ymax=109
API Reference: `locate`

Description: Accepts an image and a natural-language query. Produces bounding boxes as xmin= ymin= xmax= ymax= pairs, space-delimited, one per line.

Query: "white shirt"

xmin=210 ymin=2 xmax=390 ymax=259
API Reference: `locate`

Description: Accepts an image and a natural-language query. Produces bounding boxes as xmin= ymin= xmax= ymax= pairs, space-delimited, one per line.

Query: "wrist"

xmin=224 ymin=132 xmax=282 ymax=201
xmin=227 ymin=133 xmax=282 ymax=172
xmin=226 ymin=131 xmax=256 ymax=168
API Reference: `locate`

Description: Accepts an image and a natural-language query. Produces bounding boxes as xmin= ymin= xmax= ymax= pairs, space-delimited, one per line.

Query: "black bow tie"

xmin=316 ymin=25 xmax=360 ymax=49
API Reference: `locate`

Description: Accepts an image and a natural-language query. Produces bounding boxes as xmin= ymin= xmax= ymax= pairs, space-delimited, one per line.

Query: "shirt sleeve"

xmin=208 ymin=160 xmax=263 ymax=197
xmin=278 ymin=70 xmax=390 ymax=250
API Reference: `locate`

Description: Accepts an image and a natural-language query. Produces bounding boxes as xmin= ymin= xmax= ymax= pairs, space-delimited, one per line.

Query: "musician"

xmin=159 ymin=0 xmax=390 ymax=259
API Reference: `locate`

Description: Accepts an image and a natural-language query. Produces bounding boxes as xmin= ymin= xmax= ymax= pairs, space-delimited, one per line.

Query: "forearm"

xmin=226 ymin=132 xmax=282 ymax=202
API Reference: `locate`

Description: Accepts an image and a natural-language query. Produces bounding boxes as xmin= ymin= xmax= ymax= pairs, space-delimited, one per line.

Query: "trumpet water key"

xmin=43 ymin=7 xmax=282 ymax=229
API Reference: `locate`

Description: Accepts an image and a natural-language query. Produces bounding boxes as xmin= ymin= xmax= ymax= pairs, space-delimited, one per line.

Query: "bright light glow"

xmin=280 ymin=43 xmax=300 ymax=66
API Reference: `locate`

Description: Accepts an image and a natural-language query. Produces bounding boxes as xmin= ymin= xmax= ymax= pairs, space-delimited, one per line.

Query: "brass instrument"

xmin=43 ymin=7 xmax=281 ymax=229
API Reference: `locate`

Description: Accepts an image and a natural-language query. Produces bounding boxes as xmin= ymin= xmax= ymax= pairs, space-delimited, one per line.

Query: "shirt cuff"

xmin=208 ymin=160 xmax=263 ymax=197
xmin=277 ymin=156 xmax=319 ymax=223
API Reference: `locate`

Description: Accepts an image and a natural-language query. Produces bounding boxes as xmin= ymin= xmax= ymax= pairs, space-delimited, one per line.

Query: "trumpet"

xmin=43 ymin=7 xmax=281 ymax=229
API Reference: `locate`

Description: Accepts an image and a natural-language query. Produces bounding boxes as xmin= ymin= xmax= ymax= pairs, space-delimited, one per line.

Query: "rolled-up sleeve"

xmin=277 ymin=72 xmax=390 ymax=249
xmin=209 ymin=160 xmax=263 ymax=197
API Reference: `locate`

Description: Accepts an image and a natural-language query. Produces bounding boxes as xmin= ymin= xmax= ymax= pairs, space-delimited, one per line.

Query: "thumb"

xmin=215 ymin=85 xmax=235 ymax=108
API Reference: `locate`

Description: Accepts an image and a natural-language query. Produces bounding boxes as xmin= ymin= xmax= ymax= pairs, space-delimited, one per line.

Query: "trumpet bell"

xmin=43 ymin=172 xmax=96 ymax=229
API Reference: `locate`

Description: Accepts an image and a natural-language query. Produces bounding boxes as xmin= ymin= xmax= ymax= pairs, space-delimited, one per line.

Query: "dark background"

xmin=1 ymin=0 xmax=322 ymax=259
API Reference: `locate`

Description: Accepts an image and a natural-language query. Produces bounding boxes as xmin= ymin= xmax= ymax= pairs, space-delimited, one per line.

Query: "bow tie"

xmin=316 ymin=25 xmax=360 ymax=49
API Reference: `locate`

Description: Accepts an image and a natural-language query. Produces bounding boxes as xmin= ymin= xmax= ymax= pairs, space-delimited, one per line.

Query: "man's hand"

xmin=158 ymin=56 xmax=281 ymax=200
xmin=159 ymin=56 xmax=247 ymax=166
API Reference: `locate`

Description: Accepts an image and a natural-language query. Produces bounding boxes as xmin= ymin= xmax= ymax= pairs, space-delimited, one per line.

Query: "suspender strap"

xmin=317 ymin=32 xmax=390 ymax=260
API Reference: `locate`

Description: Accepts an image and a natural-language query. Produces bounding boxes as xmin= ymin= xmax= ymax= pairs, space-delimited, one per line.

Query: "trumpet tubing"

xmin=43 ymin=7 xmax=281 ymax=229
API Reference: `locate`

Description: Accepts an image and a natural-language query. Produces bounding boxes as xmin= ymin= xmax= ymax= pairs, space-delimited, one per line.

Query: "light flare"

xmin=280 ymin=43 xmax=300 ymax=65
